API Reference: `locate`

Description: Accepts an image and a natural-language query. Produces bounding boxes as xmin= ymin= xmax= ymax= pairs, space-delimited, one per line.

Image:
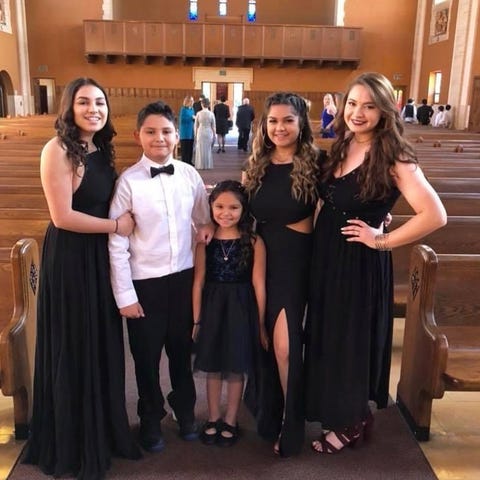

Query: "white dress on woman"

xmin=194 ymin=109 xmax=216 ymax=170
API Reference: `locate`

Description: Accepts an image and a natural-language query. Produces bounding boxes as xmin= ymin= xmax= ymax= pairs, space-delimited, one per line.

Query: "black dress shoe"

xmin=139 ymin=430 xmax=165 ymax=453
xmin=139 ymin=422 xmax=165 ymax=453
xmin=179 ymin=420 xmax=199 ymax=441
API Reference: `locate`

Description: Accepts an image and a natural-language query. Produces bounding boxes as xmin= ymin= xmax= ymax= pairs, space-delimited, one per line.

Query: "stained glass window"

xmin=247 ymin=1 xmax=256 ymax=22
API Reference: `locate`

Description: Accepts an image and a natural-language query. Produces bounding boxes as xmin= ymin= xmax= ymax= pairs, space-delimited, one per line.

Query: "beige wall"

xmin=418 ymin=0 xmax=458 ymax=104
xmin=0 ymin=0 xmax=21 ymax=91
xmin=463 ymin=0 xmax=480 ymax=83
xmin=345 ymin=0 xmax=417 ymax=93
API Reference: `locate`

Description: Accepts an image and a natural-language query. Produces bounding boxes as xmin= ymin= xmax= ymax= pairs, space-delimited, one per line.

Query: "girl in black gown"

xmin=243 ymin=92 xmax=321 ymax=456
xmin=24 ymin=78 xmax=141 ymax=479
xmin=304 ymin=72 xmax=447 ymax=454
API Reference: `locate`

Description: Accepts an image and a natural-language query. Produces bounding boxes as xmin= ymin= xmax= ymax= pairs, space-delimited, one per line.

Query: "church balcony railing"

xmin=84 ymin=20 xmax=362 ymax=68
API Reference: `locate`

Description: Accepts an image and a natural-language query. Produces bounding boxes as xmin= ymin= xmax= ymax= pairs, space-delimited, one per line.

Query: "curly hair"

xmin=243 ymin=92 xmax=319 ymax=204
xmin=324 ymin=72 xmax=418 ymax=200
xmin=54 ymin=77 xmax=116 ymax=170
xmin=209 ymin=180 xmax=256 ymax=266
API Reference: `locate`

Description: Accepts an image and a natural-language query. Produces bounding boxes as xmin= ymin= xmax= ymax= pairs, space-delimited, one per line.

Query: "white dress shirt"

xmin=109 ymin=154 xmax=210 ymax=308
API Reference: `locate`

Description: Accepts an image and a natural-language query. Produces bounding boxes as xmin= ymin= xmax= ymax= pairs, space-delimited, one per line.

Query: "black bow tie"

xmin=150 ymin=164 xmax=174 ymax=177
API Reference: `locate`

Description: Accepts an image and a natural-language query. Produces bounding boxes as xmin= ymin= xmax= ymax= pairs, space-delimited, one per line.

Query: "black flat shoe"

xmin=200 ymin=419 xmax=220 ymax=445
xmin=217 ymin=421 xmax=239 ymax=447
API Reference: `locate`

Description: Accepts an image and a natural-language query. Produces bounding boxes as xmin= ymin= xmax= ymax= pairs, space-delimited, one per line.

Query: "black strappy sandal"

xmin=311 ymin=425 xmax=361 ymax=454
xmin=200 ymin=419 xmax=220 ymax=445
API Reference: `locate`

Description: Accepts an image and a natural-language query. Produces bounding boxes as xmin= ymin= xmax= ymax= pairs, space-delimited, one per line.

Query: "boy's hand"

xmin=120 ymin=302 xmax=144 ymax=319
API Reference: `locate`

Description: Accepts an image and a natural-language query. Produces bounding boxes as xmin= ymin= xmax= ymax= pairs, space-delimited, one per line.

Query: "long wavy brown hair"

xmin=243 ymin=92 xmax=319 ymax=204
xmin=54 ymin=77 xmax=116 ymax=170
xmin=324 ymin=72 xmax=418 ymax=200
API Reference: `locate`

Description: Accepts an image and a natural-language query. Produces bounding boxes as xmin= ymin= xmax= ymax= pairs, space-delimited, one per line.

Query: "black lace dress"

xmin=24 ymin=150 xmax=141 ymax=480
xmin=305 ymin=167 xmax=400 ymax=430
xmin=194 ymin=238 xmax=259 ymax=376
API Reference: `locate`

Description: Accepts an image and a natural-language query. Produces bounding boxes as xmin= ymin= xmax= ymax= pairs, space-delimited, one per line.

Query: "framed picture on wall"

xmin=429 ymin=0 xmax=451 ymax=44
xmin=0 ymin=0 xmax=12 ymax=34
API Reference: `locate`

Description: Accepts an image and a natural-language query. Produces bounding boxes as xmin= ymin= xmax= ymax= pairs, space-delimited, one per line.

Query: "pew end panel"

xmin=391 ymin=215 xmax=480 ymax=318
xmin=396 ymin=244 xmax=480 ymax=441
xmin=0 ymin=238 xmax=39 ymax=440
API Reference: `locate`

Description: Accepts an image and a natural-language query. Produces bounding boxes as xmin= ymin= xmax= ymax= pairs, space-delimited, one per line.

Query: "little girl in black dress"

xmin=193 ymin=180 xmax=267 ymax=447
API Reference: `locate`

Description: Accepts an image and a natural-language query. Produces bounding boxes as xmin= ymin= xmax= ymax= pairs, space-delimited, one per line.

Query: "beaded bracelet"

xmin=374 ymin=233 xmax=391 ymax=251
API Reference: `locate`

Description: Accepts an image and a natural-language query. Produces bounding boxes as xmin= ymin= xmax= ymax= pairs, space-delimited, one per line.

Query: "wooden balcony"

xmin=83 ymin=20 xmax=362 ymax=68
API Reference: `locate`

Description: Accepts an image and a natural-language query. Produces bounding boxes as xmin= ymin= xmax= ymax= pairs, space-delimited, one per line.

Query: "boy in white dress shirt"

xmin=109 ymin=101 xmax=212 ymax=453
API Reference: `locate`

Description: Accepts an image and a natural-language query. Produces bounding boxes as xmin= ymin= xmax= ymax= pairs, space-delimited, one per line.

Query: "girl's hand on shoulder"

xmin=341 ymin=219 xmax=383 ymax=249
xmin=116 ymin=211 xmax=135 ymax=236
xmin=120 ymin=302 xmax=144 ymax=319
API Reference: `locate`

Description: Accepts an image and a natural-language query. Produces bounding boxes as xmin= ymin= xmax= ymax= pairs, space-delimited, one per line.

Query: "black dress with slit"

xmin=23 ymin=150 xmax=141 ymax=480
xmin=246 ymin=163 xmax=316 ymax=456
xmin=304 ymin=167 xmax=400 ymax=430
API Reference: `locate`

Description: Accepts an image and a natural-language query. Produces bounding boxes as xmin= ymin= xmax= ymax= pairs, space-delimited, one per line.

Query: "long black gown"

xmin=24 ymin=150 xmax=141 ymax=480
xmin=247 ymin=163 xmax=316 ymax=456
xmin=304 ymin=167 xmax=400 ymax=429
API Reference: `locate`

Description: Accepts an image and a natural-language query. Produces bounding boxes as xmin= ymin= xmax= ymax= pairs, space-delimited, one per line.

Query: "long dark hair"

xmin=55 ymin=77 xmax=116 ymax=169
xmin=325 ymin=72 xmax=417 ymax=200
xmin=244 ymin=92 xmax=319 ymax=204
xmin=209 ymin=180 xmax=256 ymax=265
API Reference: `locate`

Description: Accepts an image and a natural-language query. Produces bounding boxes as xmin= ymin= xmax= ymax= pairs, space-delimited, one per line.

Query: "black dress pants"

xmin=180 ymin=139 xmax=194 ymax=165
xmin=237 ymin=128 xmax=251 ymax=151
xmin=127 ymin=269 xmax=195 ymax=427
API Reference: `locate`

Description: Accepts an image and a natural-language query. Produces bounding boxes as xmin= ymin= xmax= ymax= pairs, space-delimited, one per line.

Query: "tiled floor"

xmin=1 ymin=318 xmax=480 ymax=479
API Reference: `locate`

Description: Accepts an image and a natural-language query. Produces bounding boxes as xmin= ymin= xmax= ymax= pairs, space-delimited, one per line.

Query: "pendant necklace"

xmin=220 ymin=239 xmax=236 ymax=261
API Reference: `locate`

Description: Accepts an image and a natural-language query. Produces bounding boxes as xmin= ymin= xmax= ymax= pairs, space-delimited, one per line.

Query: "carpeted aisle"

xmin=10 ymin=345 xmax=436 ymax=480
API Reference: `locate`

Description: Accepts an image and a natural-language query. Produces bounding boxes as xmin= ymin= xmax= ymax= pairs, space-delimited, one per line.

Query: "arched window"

xmin=247 ymin=0 xmax=256 ymax=22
